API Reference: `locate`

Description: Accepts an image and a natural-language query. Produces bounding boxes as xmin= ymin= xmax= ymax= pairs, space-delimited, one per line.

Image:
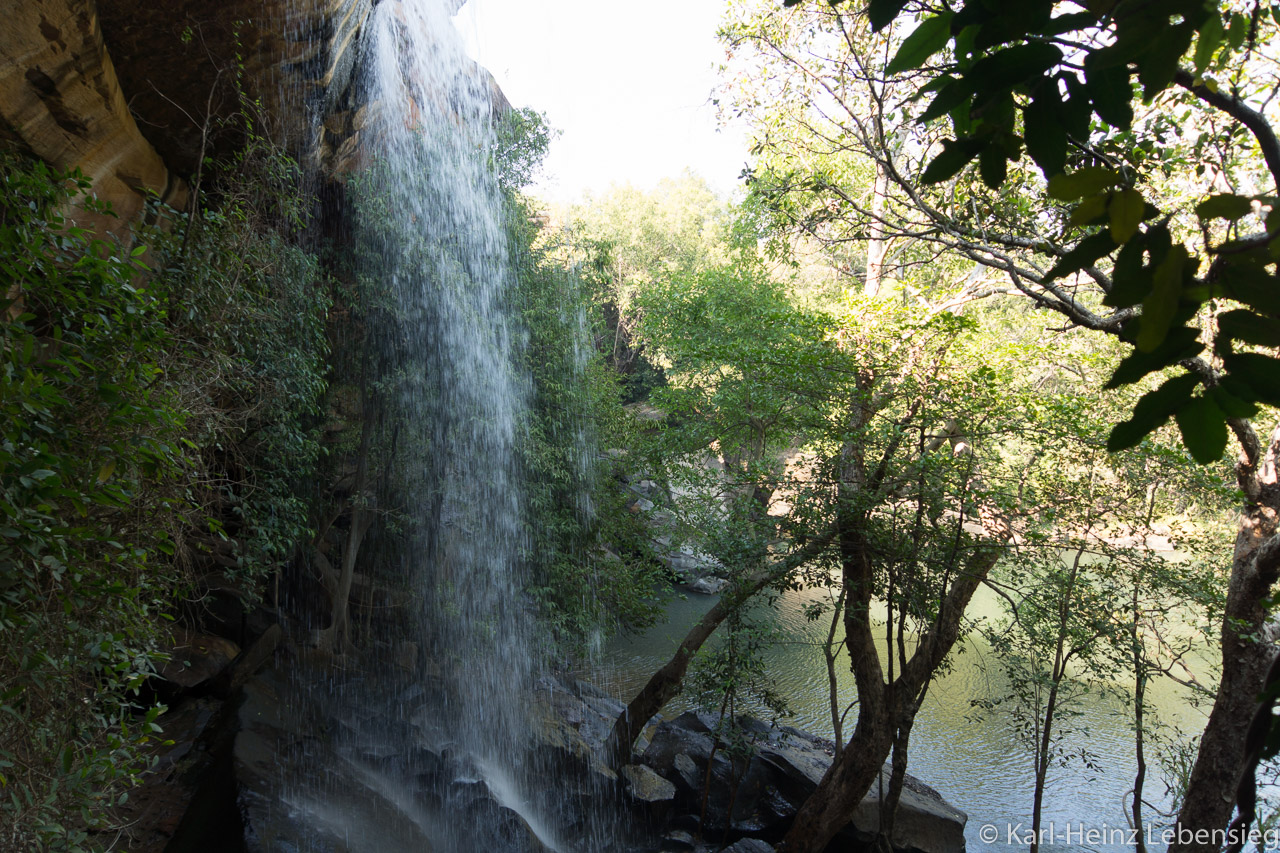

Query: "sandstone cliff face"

xmin=0 ymin=0 xmax=373 ymax=234
xmin=95 ymin=0 xmax=373 ymax=176
xmin=0 ymin=0 xmax=189 ymax=231
xmin=2 ymin=0 xmax=511 ymax=234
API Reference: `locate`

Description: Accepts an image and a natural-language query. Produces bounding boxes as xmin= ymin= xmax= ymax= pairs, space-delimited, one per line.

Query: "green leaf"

xmin=1217 ymin=309 xmax=1280 ymax=348
xmin=1022 ymin=85 xmax=1067 ymax=177
xmin=1104 ymin=228 xmax=1153 ymax=305
xmin=1104 ymin=326 xmax=1203 ymax=388
xmin=869 ymin=0 xmax=911 ymax=31
xmin=1069 ymin=193 xmax=1110 ymax=228
xmin=1137 ymin=244 xmax=1187 ymax=352
xmin=1138 ymin=21 xmax=1195 ymax=99
xmin=1060 ymin=74 xmax=1093 ymax=139
xmin=1222 ymin=351 xmax=1280 ymax=405
xmin=1176 ymin=395 xmax=1228 ymax=463
xmin=1227 ymin=12 xmax=1248 ymax=49
xmin=967 ymin=43 xmax=1064 ymax=93
xmin=1044 ymin=230 xmax=1118 ymax=280
xmin=1109 ymin=188 xmax=1144 ymax=244
xmin=886 ymin=13 xmax=954 ymax=76
xmin=1196 ymin=193 xmax=1254 ymax=221
xmin=921 ymin=137 xmax=985 ymax=184
xmin=1047 ymin=166 xmax=1121 ymax=201
xmin=61 ymin=744 xmax=73 ymax=775
xmin=1194 ymin=12 xmax=1224 ymax=72
xmin=1220 ymin=264 xmax=1280 ymax=314
xmin=918 ymin=79 xmax=971 ymax=124
xmin=1108 ymin=373 xmax=1199 ymax=452
xmin=1039 ymin=11 xmax=1096 ymax=36
xmin=978 ymin=144 xmax=1007 ymax=188
xmin=1210 ymin=385 xmax=1259 ymax=419
xmin=1085 ymin=61 xmax=1134 ymax=129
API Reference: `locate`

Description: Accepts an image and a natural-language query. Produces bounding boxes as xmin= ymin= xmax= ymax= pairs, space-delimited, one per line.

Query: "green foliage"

xmin=493 ymin=107 xmax=556 ymax=195
xmin=635 ymin=263 xmax=839 ymax=465
xmin=482 ymin=109 xmax=665 ymax=646
xmin=0 ymin=126 xmax=329 ymax=848
xmin=844 ymin=0 xmax=1280 ymax=456
xmin=0 ymin=153 xmax=180 ymax=851
xmin=508 ymin=200 xmax=663 ymax=645
xmin=144 ymin=133 xmax=330 ymax=587
xmin=686 ymin=608 xmax=790 ymax=799
xmin=974 ymin=537 xmax=1221 ymax=829
xmin=574 ymin=173 xmax=733 ymax=293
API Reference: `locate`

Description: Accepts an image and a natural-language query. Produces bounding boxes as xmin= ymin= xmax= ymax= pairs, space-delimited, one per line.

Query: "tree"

xmin=603 ymin=262 xmax=844 ymax=766
xmin=726 ymin=2 xmax=1280 ymax=846
xmin=596 ymin=228 xmax=1185 ymax=853
xmin=569 ymin=174 xmax=734 ymax=399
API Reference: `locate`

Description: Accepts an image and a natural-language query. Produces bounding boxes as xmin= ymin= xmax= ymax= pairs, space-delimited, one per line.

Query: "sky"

xmin=453 ymin=0 xmax=752 ymax=203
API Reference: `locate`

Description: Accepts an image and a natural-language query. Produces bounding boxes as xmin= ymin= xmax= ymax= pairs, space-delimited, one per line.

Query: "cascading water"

xmin=354 ymin=0 xmax=547 ymax=845
xmin=248 ymin=1 xmax=626 ymax=851
xmin=361 ymin=0 xmax=529 ymax=738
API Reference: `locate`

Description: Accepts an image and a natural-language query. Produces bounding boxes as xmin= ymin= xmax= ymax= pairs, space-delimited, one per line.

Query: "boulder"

xmin=723 ymin=840 xmax=775 ymax=853
xmin=687 ymin=575 xmax=727 ymax=595
xmin=847 ymin=773 xmax=969 ymax=853
xmin=640 ymin=714 xmax=967 ymax=853
xmin=109 ymin=697 xmax=230 ymax=852
xmin=658 ymin=827 xmax=698 ymax=851
xmin=659 ymin=543 xmax=723 ymax=582
xmin=160 ymin=629 xmax=240 ymax=691
xmin=622 ymin=764 xmax=677 ymax=803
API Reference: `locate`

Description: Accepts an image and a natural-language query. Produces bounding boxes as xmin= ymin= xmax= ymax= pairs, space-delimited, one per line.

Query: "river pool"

xmin=588 ymin=583 xmax=1213 ymax=853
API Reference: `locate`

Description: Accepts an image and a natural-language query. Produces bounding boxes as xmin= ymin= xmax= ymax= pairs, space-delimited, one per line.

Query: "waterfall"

xmin=253 ymin=1 xmax=602 ymax=850
xmin=355 ymin=0 xmax=552 ymax=845
xmin=348 ymin=0 xmax=561 ymax=847
xmin=361 ymin=0 xmax=530 ymax=735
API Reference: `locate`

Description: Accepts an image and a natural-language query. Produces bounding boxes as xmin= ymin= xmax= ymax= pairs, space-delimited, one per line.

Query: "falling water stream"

xmin=358 ymin=0 xmax=543 ymax=847
xmin=263 ymin=1 xmax=599 ymax=850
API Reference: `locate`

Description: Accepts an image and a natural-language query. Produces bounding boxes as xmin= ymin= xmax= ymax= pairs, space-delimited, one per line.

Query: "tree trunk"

xmin=1032 ymin=548 xmax=1083 ymax=853
xmin=604 ymin=528 xmax=836 ymax=767
xmin=1031 ymin=675 xmax=1062 ymax=853
xmin=778 ymin=541 xmax=1004 ymax=853
xmin=781 ymin=705 xmax=895 ymax=851
xmin=318 ymin=377 xmax=376 ymax=655
xmin=1171 ymin=423 xmax=1280 ymax=852
xmin=864 ymin=162 xmax=888 ymax=297
xmin=1171 ymin=499 xmax=1280 ymax=851
xmin=879 ymin=711 xmax=918 ymax=848
xmin=605 ymin=594 xmax=734 ymax=767
xmin=1133 ymin=581 xmax=1149 ymax=853
xmin=825 ymin=587 xmax=847 ymax=752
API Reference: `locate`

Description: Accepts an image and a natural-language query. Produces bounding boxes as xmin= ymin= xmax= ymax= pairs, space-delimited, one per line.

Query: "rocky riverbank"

xmin=537 ymin=678 xmax=967 ymax=853
xmin=223 ymin=654 xmax=965 ymax=852
xmin=114 ymin=608 xmax=967 ymax=853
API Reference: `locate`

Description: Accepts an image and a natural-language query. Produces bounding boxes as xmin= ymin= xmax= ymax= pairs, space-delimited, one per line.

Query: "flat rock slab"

xmin=622 ymin=764 xmax=677 ymax=803
xmin=161 ymin=629 xmax=240 ymax=690
xmin=723 ymin=840 xmax=775 ymax=853
xmin=640 ymin=713 xmax=967 ymax=853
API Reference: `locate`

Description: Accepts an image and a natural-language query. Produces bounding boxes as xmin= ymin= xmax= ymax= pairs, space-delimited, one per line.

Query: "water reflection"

xmin=590 ymin=584 xmax=1209 ymax=852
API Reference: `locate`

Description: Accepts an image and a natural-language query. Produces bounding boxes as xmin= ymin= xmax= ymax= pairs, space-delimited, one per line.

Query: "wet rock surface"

xmin=231 ymin=663 xmax=635 ymax=853
xmin=536 ymin=686 xmax=966 ymax=853
xmin=137 ymin=648 xmax=964 ymax=853
xmin=637 ymin=711 xmax=967 ymax=853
